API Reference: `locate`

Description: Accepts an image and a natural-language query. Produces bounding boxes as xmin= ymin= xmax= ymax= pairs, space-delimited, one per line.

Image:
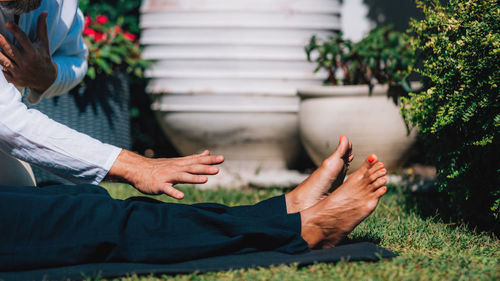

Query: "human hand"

xmin=107 ymin=149 xmax=225 ymax=199
xmin=0 ymin=12 xmax=57 ymax=94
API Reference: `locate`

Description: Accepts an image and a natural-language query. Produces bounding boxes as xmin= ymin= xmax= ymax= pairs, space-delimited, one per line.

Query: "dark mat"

xmin=0 ymin=242 xmax=395 ymax=281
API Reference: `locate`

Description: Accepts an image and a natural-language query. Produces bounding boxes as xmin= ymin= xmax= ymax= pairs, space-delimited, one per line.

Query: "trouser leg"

xmin=0 ymin=184 xmax=109 ymax=196
xmin=0 ymin=185 xmax=308 ymax=271
xmin=3 ymin=184 xmax=289 ymax=218
xmin=192 ymin=194 xmax=289 ymax=218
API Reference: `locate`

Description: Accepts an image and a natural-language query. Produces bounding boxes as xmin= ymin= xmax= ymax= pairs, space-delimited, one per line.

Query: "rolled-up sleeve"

xmin=0 ymin=72 xmax=121 ymax=184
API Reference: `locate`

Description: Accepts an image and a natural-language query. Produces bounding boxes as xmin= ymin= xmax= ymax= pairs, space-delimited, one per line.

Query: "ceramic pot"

xmin=140 ymin=0 xmax=341 ymax=185
xmin=298 ymin=85 xmax=417 ymax=172
xmin=152 ymin=94 xmax=301 ymax=171
xmin=0 ymin=151 xmax=36 ymax=186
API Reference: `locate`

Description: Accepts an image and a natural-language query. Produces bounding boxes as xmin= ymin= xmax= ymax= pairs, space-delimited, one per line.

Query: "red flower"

xmin=94 ymin=31 xmax=108 ymax=42
xmin=123 ymin=32 xmax=137 ymax=41
xmin=84 ymin=16 xmax=91 ymax=27
xmin=83 ymin=27 xmax=96 ymax=37
xmin=96 ymin=15 xmax=108 ymax=25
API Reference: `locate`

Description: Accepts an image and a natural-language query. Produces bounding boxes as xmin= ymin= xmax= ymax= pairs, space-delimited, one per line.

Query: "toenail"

xmin=368 ymin=154 xmax=376 ymax=163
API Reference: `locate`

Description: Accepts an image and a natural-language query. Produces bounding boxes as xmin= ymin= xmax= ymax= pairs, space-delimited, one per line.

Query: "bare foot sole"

xmin=300 ymin=154 xmax=388 ymax=249
xmin=285 ymin=135 xmax=353 ymax=213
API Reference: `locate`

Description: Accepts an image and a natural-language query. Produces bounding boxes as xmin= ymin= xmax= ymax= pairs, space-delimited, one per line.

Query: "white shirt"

xmin=0 ymin=72 xmax=121 ymax=184
xmin=0 ymin=0 xmax=122 ymax=184
xmin=0 ymin=0 xmax=89 ymax=104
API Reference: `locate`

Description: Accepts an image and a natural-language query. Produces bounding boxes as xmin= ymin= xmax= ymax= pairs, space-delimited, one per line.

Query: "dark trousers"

xmin=0 ymin=185 xmax=308 ymax=271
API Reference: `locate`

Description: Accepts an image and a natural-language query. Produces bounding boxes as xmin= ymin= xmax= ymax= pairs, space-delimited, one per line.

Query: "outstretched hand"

xmin=0 ymin=12 xmax=57 ymax=96
xmin=107 ymin=150 xmax=225 ymax=199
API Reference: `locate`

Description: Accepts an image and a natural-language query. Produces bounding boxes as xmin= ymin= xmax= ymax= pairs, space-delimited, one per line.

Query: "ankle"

xmin=299 ymin=209 xmax=323 ymax=248
xmin=285 ymin=192 xmax=300 ymax=214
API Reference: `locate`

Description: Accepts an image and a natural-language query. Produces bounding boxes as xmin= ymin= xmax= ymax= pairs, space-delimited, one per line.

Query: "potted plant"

xmin=30 ymin=11 xmax=149 ymax=184
xmin=298 ymin=26 xmax=417 ymax=172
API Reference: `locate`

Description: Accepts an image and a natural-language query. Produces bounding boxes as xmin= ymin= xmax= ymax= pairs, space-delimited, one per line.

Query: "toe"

xmin=368 ymin=161 xmax=385 ymax=174
xmin=361 ymin=154 xmax=378 ymax=170
xmin=370 ymin=176 xmax=387 ymax=189
xmin=369 ymin=168 xmax=387 ymax=182
xmin=374 ymin=186 xmax=387 ymax=197
xmin=326 ymin=135 xmax=349 ymax=163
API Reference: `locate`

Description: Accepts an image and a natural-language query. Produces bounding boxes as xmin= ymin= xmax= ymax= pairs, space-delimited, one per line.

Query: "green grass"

xmin=98 ymin=183 xmax=500 ymax=281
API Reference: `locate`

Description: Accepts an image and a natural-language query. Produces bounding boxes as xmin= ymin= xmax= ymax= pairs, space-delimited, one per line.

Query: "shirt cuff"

xmin=91 ymin=146 xmax=123 ymax=185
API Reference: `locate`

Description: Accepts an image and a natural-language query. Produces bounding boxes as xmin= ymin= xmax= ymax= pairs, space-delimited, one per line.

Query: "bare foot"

xmin=300 ymin=154 xmax=388 ymax=248
xmin=285 ymin=135 xmax=353 ymax=213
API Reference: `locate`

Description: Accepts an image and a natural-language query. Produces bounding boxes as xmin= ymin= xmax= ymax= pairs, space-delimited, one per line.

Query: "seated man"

xmin=0 ymin=1 xmax=388 ymax=271
xmin=0 ymin=68 xmax=388 ymax=267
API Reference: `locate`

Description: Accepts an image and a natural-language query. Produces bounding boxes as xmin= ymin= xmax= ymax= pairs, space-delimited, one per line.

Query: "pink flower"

xmin=123 ymin=32 xmax=137 ymax=41
xmin=96 ymin=15 xmax=108 ymax=25
xmin=84 ymin=16 xmax=91 ymax=27
xmin=114 ymin=25 xmax=123 ymax=34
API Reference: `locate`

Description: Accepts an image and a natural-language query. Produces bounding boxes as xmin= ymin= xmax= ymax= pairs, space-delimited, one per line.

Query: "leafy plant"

xmin=79 ymin=0 xmax=141 ymax=34
xmin=401 ymin=0 xmax=500 ymax=223
xmin=82 ymin=14 xmax=150 ymax=80
xmin=305 ymin=26 xmax=415 ymax=94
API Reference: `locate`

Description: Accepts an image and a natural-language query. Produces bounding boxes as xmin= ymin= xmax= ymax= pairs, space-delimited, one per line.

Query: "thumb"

xmin=36 ymin=12 xmax=49 ymax=49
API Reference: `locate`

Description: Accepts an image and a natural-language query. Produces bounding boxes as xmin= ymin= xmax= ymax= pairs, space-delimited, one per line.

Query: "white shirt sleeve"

xmin=0 ymin=72 xmax=121 ymax=184
xmin=25 ymin=1 xmax=88 ymax=104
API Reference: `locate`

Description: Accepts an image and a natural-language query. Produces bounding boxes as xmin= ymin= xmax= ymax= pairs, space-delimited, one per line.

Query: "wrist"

xmin=106 ymin=150 xmax=147 ymax=185
xmin=32 ymin=61 xmax=58 ymax=93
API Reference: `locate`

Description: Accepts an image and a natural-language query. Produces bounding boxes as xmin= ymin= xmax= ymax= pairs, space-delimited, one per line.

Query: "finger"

xmin=179 ymin=150 xmax=210 ymax=160
xmin=186 ymin=164 xmax=219 ymax=175
xmin=0 ymin=50 xmax=14 ymax=71
xmin=163 ymin=185 xmax=184 ymax=200
xmin=175 ymin=173 xmax=208 ymax=184
xmin=6 ymin=21 xmax=34 ymax=53
xmin=199 ymin=150 xmax=210 ymax=156
xmin=36 ymin=12 xmax=49 ymax=49
xmin=0 ymin=33 xmax=20 ymax=62
xmin=3 ymin=70 xmax=13 ymax=83
xmin=189 ymin=155 xmax=224 ymax=165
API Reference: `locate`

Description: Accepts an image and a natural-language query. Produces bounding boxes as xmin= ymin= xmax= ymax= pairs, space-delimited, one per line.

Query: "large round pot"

xmin=298 ymin=85 xmax=417 ymax=173
xmin=0 ymin=151 xmax=36 ymax=186
xmin=140 ymin=0 xmax=341 ymax=187
xmin=152 ymin=94 xmax=301 ymax=171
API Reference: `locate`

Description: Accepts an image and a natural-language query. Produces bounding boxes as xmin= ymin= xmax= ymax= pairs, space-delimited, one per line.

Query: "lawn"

xmin=98 ymin=183 xmax=500 ymax=281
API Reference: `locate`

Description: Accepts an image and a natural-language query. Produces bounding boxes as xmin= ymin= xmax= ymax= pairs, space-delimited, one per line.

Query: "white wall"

xmin=341 ymin=0 xmax=371 ymax=42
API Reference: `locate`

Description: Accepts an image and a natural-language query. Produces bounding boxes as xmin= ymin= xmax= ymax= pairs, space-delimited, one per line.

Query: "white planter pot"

xmin=298 ymin=85 xmax=417 ymax=173
xmin=152 ymin=94 xmax=300 ymax=169
xmin=140 ymin=0 xmax=341 ymax=186
xmin=152 ymin=94 xmax=308 ymax=188
xmin=0 ymin=151 xmax=36 ymax=186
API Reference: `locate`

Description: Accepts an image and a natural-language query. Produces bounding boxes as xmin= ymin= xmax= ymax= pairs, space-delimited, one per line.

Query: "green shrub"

xmin=402 ymin=0 xmax=500 ymax=225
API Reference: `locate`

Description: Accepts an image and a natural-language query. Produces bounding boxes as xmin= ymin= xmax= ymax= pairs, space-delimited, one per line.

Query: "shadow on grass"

xmin=343 ymin=235 xmax=382 ymax=246
xmin=402 ymin=185 xmax=499 ymax=235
